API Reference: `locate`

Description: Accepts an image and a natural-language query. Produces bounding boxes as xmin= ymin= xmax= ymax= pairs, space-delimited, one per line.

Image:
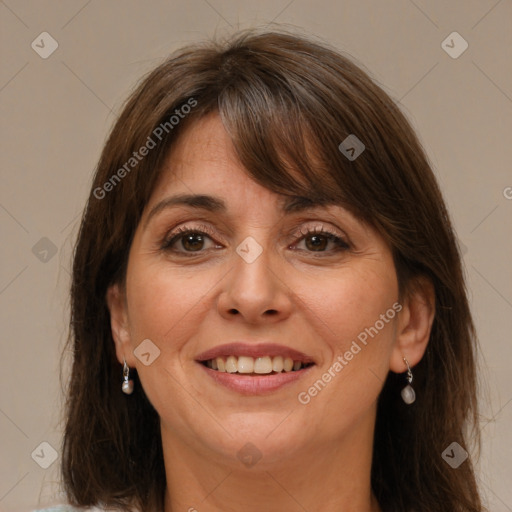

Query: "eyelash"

xmin=160 ymin=223 xmax=350 ymax=256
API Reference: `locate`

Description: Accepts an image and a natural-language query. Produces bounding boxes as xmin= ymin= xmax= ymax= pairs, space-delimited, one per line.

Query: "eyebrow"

xmin=143 ymin=194 xmax=329 ymax=228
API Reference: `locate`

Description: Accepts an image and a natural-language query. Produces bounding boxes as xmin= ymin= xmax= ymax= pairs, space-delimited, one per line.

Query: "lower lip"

xmin=197 ymin=362 xmax=315 ymax=395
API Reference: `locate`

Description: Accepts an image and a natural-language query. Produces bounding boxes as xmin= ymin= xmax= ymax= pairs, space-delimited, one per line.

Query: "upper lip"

xmin=196 ymin=342 xmax=315 ymax=364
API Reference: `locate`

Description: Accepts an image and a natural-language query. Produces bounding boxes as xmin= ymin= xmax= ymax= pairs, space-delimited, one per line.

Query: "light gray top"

xmin=34 ymin=507 xmax=105 ymax=512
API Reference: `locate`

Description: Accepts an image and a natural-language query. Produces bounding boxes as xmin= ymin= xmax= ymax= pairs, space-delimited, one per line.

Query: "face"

xmin=108 ymin=113 xmax=406 ymax=468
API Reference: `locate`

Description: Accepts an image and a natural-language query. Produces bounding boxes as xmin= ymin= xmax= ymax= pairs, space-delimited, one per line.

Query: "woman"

xmin=38 ymin=30 xmax=484 ymax=511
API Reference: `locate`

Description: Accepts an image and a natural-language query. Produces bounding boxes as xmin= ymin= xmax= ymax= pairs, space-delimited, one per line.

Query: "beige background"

xmin=1 ymin=1 xmax=511 ymax=511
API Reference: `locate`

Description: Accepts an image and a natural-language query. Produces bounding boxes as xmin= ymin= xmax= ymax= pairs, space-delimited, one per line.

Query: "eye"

xmin=291 ymin=226 xmax=350 ymax=253
xmin=161 ymin=223 xmax=350 ymax=256
xmin=161 ymin=224 xmax=221 ymax=254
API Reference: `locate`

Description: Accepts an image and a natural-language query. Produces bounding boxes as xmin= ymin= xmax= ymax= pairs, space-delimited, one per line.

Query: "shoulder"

xmin=34 ymin=507 xmax=105 ymax=512
xmin=34 ymin=508 xmax=78 ymax=512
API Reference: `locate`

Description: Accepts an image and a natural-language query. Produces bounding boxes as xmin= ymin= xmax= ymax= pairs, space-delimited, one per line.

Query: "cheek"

xmin=125 ymin=258 xmax=215 ymax=348
xmin=123 ymin=259 xmax=218 ymax=428
xmin=297 ymin=261 xmax=398 ymax=355
xmin=292 ymin=262 xmax=399 ymax=432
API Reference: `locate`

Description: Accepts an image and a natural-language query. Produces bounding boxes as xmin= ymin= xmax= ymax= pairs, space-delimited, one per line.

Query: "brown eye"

xmin=293 ymin=227 xmax=350 ymax=254
xmin=180 ymin=233 xmax=206 ymax=252
xmin=161 ymin=225 xmax=220 ymax=254
xmin=304 ymin=234 xmax=329 ymax=252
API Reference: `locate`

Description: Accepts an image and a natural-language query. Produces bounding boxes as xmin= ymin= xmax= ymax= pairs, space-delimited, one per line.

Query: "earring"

xmin=122 ymin=359 xmax=134 ymax=395
xmin=401 ymin=357 xmax=416 ymax=404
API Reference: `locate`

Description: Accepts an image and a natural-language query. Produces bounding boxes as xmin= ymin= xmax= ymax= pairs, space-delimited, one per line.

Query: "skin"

xmin=107 ymin=114 xmax=435 ymax=512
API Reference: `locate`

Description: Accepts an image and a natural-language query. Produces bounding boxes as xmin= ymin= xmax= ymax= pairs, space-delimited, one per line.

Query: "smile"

xmin=202 ymin=355 xmax=313 ymax=374
xmin=195 ymin=342 xmax=316 ymax=394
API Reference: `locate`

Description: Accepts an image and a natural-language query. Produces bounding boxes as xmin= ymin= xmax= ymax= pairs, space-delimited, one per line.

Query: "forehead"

xmin=145 ymin=114 xmax=338 ymax=218
xmin=146 ymin=114 xmax=255 ymax=207
xmin=164 ymin=113 xmax=238 ymax=181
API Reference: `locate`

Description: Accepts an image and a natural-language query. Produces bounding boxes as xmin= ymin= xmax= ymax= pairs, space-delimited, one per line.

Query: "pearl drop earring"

xmin=401 ymin=357 xmax=416 ymax=404
xmin=122 ymin=359 xmax=134 ymax=395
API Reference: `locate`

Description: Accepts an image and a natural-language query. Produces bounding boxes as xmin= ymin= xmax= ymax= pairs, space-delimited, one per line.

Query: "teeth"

xmin=272 ymin=356 xmax=284 ymax=372
xmin=225 ymin=356 xmax=237 ymax=373
xmin=254 ymin=356 xmax=272 ymax=374
xmin=204 ymin=355 xmax=309 ymax=374
xmin=237 ymin=356 xmax=254 ymax=374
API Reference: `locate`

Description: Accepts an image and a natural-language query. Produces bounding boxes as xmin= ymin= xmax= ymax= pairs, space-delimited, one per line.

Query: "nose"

xmin=216 ymin=242 xmax=293 ymax=325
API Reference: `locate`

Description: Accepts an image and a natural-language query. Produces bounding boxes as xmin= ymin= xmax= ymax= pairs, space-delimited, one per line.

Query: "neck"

xmin=162 ymin=411 xmax=381 ymax=512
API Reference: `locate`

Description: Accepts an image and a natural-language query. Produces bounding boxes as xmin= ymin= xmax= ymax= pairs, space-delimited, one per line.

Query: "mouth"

xmin=195 ymin=342 xmax=316 ymax=395
xmin=201 ymin=355 xmax=314 ymax=375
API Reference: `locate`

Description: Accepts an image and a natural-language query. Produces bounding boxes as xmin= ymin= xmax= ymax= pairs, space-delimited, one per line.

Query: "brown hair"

xmin=62 ymin=30 xmax=484 ymax=511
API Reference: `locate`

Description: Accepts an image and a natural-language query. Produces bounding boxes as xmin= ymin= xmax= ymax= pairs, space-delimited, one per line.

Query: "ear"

xmin=389 ymin=276 xmax=435 ymax=373
xmin=106 ymin=283 xmax=136 ymax=367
